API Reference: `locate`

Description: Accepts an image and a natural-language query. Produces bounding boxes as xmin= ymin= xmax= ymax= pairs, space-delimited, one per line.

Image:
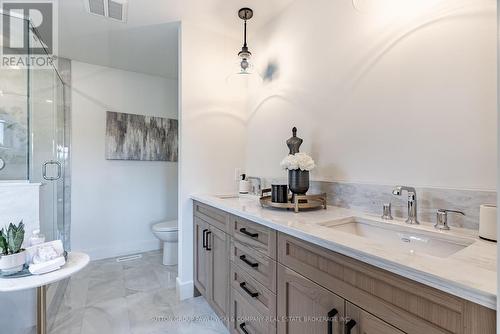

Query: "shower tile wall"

xmin=0 ymin=67 xmax=29 ymax=180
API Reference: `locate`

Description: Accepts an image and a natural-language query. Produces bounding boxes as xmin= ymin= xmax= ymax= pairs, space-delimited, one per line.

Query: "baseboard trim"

xmin=176 ymin=277 xmax=194 ymax=301
xmin=80 ymin=238 xmax=161 ymax=261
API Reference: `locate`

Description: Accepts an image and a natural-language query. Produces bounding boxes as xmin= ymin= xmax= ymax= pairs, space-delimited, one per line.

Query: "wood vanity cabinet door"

xmin=345 ymin=302 xmax=404 ymax=334
xmin=207 ymin=226 xmax=230 ymax=321
xmin=277 ymin=264 xmax=345 ymax=334
xmin=194 ymin=217 xmax=209 ymax=296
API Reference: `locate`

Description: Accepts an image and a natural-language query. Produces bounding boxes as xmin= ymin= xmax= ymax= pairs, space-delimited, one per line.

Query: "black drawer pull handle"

xmin=345 ymin=319 xmax=357 ymax=334
xmin=239 ymin=322 xmax=249 ymax=334
xmin=240 ymin=282 xmax=259 ymax=298
xmin=239 ymin=228 xmax=259 ymax=238
xmin=239 ymin=255 xmax=259 ymax=268
xmin=206 ymin=231 xmax=212 ymax=251
xmin=202 ymin=229 xmax=208 ymax=249
xmin=327 ymin=308 xmax=338 ymax=334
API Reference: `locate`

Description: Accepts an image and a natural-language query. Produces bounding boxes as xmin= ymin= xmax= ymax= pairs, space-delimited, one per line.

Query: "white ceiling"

xmin=58 ymin=0 xmax=295 ymax=78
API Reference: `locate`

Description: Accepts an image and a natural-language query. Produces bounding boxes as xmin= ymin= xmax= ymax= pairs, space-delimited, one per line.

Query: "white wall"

xmin=71 ymin=61 xmax=178 ymax=260
xmin=177 ymin=22 xmax=247 ymax=299
xmin=246 ymin=0 xmax=497 ymax=190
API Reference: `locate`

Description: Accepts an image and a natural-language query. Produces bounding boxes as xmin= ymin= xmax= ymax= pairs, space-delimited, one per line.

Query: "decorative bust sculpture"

xmin=286 ymin=127 xmax=303 ymax=155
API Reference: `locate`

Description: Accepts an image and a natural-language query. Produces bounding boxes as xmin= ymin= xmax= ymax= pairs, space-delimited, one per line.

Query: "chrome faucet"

xmin=392 ymin=186 xmax=419 ymax=224
xmin=247 ymin=176 xmax=262 ymax=196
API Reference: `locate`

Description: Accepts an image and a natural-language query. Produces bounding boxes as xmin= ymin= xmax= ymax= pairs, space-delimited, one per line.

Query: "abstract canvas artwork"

xmin=105 ymin=111 xmax=178 ymax=161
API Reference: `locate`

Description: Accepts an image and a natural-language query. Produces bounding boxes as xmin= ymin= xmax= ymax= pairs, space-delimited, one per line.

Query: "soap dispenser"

xmin=239 ymin=174 xmax=251 ymax=194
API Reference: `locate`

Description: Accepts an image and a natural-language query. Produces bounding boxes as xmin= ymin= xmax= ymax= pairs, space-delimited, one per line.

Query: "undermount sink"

xmin=320 ymin=218 xmax=474 ymax=258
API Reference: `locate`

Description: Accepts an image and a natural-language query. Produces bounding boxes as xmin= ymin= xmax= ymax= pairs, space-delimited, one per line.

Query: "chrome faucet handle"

xmin=381 ymin=203 xmax=393 ymax=220
xmin=435 ymin=209 xmax=465 ymax=230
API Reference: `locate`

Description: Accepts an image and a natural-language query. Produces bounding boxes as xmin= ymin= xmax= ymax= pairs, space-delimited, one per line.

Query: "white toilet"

xmin=152 ymin=220 xmax=178 ymax=265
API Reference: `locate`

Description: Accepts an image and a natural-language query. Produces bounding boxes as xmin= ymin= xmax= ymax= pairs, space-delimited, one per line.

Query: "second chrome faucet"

xmin=392 ymin=185 xmax=419 ymax=225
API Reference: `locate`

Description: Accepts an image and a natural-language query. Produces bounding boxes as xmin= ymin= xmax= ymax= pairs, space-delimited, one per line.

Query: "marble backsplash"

xmin=261 ymin=178 xmax=496 ymax=230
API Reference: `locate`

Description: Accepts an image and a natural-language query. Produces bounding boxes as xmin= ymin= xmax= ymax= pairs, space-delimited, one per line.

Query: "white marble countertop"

xmin=0 ymin=252 xmax=89 ymax=292
xmin=191 ymin=194 xmax=497 ymax=310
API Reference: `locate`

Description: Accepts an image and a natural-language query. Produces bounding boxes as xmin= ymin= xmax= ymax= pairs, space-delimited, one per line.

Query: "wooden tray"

xmin=260 ymin=189 xmax=327 ymax=213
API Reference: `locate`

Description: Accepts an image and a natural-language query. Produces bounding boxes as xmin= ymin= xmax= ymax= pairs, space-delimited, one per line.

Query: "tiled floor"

xmin=49 ymin=251 xmax=228 ymax=334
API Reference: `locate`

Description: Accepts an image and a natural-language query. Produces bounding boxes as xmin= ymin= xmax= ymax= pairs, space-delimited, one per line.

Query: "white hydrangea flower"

xmin=280 ymin=154 xmax=299 ymax=170
xmin=281 ymin=152 xmax=315 ymax=171
xmin=295 ymin=152 xmax=316 ymax=170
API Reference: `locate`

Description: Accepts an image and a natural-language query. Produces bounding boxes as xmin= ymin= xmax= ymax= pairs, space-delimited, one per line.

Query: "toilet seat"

xmin=153 ymin=220 xmax=178 ymax=232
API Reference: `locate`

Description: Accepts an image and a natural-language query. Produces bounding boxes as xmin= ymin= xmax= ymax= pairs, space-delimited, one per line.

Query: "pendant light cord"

xmin=243 ymin=19 xmax=247 ymax=47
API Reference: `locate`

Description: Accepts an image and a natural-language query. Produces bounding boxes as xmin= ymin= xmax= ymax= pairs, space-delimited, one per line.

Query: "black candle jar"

xmin=271 ymin=185 xmax=289 ymax=203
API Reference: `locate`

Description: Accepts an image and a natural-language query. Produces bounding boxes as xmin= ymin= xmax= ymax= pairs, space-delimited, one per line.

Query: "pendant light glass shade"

xmin=237 ymin=57 xmax=254 ymax=75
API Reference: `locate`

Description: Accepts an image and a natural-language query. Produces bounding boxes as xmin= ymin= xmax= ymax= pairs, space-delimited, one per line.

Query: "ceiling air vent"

xmin=84 ymin=0 xmax=128 ymax=22
xmin=88 ymin=0 xmax=105 ymax=16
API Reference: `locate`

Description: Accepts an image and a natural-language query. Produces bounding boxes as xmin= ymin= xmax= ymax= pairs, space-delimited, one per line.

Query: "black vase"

xmin=288 ymin=169 xmax=310 ymax=195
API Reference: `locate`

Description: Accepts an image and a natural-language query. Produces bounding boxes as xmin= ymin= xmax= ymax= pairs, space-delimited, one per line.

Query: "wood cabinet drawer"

xmin=231 ymin=240 xmax=277 ymax=293
xmin=278 ymin=232 xmax=495 ymax=334
xmin=231 ymin=215 xmax=277 ymax=259
xmin=230 ymin=288 xmax=276 ymax=334
xmin=231 ymin=262 xmax=276 ymax=318
xmin=194 ymin=201 xmax=229 ymax=232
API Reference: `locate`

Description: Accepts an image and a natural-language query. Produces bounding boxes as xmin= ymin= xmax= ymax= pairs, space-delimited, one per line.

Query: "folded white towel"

xmin=25 ymin=240 xmax=64 ymax=265
xmin=29 ymin=256 xmax=66 ymax=275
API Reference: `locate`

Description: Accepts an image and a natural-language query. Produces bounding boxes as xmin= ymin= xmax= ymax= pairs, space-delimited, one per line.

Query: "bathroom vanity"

xmin=192 ymin=195 xmax=496 ymax=334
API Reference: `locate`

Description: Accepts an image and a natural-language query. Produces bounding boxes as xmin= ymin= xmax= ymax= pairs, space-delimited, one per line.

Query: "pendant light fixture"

xmin=237 ymin=7 xmax=254 ymax=75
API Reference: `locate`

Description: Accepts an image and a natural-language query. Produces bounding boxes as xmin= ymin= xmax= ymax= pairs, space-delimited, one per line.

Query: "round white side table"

xmin=0 ymin=252 xmax=89 ymax=334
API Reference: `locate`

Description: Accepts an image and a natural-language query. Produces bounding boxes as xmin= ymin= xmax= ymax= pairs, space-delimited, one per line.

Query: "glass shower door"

xmin=29 ymin=30 xmax=69 ymax=248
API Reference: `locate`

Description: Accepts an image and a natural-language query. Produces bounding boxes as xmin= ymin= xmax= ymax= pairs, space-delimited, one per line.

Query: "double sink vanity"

xmin=191 ymin=193 xmax=496 ymax=334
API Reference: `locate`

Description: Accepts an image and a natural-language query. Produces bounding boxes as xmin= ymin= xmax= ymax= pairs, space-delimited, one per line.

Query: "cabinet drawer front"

xmin=230 ymin=288 xmax=276 ymax=334
xmin=231 ymin=241 xmax=277 ymax=293
xmin=231 ymin=215 xmax=277 ymax=259
xmin=231 ymin=262 xmax=276 ymax=317
xmin=278 ymin=233 xmax=463 ymax=334
xmin=194 ymin=201 xmax=229 ymax=232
